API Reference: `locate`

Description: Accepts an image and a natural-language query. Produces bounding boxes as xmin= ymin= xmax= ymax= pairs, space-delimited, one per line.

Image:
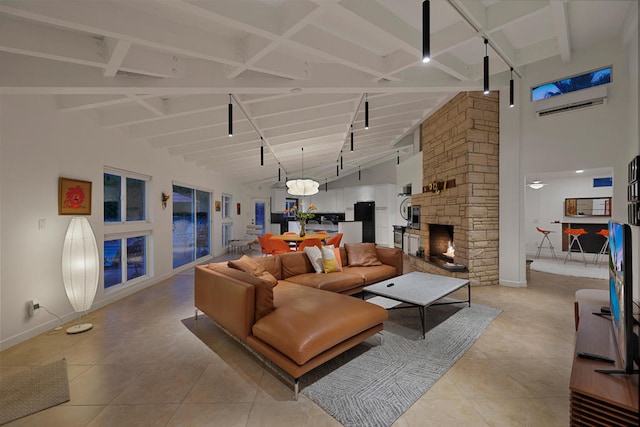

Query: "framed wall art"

xmin=215 ymin=200 xmax=221 ymax=212
xmin=58 ymin=177 xmax=92 ymax=215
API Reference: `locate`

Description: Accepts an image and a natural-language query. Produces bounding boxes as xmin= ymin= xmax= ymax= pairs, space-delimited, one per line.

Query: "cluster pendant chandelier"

xmin=286 ymin=147 xmax=319 ymax=196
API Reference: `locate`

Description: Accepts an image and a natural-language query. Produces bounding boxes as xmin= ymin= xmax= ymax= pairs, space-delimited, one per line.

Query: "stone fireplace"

xmin=408 ymin=92 xmax=499 ymax=286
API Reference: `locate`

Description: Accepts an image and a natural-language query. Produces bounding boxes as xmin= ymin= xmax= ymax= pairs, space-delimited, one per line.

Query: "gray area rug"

xmin=0 ymin=359 xmax=70 ymax=425
xmin=301 ymin=301 xmax=501 ymax=427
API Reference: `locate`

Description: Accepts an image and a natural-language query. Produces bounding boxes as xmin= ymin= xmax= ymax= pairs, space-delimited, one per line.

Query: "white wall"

xmin=0 ymin=95 xmax=250 ymax=349
xmin=500 ymin=34 xmax=637 ymax=288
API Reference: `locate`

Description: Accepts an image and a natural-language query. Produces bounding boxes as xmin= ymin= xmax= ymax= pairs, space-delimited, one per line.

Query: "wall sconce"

xmin=162 ymin=192 xmax=170 ymax=209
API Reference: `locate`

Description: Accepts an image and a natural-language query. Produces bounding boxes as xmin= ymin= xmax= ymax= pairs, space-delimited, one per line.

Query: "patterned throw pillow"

xmin=321 ymin=245 xmax=342 ymax=273
xmin=303 ymin=245 xmax=324 ymax=273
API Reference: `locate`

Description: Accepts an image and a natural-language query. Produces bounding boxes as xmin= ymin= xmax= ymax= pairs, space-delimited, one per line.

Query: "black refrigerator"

xmin=354 ymin=201 xmax=375 ymax=243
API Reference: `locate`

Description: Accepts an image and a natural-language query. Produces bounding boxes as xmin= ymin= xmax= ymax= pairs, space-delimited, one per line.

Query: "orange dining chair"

xmin=297 ymin=239 xmax=322 ymax=251
xmin=257 ymin=233 xmax=273 ymax=256
xmin=564 ymin=228 xmax=588 ymax=266
xmin=324 ymin=233 xmax=343 ymax=248
xmin=269 ymin=238 xmax=294 ymax=255
xmin=593 ymin=229 xmax=609 ymax=265
xmin=535 ymin=227 xmax=556 ymax=259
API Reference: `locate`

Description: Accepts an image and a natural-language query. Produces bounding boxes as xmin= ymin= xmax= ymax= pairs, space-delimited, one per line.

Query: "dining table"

xmin=270 ymin=233 xmax=329 ymax=250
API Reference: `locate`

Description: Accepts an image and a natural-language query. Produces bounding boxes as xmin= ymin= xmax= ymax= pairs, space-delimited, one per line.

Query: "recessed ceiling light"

xmin=291 ymin=88 xmax=302 ymax=93
xmin=575 ymin=170 xmax=584 ymax=174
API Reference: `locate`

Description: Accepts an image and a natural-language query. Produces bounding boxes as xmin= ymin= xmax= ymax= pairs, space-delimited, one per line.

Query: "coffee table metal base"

xmin=363 ymin=271 xmax=471 ymax=339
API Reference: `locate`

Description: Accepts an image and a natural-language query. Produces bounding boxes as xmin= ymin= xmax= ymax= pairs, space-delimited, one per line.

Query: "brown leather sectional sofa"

xmin=194 ymin=243 xmax=402 ymax=399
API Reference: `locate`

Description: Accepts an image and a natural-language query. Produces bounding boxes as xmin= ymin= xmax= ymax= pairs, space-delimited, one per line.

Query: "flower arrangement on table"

xmin=283 ymin=203 xmax=316 ymax=236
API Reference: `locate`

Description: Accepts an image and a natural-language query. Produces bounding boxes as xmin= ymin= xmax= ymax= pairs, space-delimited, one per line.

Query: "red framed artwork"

xmin=58 ymin=177 xmax=92 ymax=215
xmin=237 ymin=203 xmax=241 ymax=215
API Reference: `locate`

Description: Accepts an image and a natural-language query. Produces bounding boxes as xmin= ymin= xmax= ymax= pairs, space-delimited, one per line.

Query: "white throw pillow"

xmin=303 ymin=245 xmax=324 ymax=273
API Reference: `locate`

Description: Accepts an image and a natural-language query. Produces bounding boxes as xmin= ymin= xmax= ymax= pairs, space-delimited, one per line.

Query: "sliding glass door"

xmin=173 ymin=184 xmax=210 ymax=268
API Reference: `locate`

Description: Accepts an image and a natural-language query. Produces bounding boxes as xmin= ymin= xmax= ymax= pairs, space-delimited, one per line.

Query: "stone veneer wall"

xmin=408 ymin=92 xmax=499 ymax=286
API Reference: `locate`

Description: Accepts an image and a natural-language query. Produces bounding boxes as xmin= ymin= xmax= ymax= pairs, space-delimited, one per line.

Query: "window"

xmin=531 ymin=66 xmax=611 ymax=102
xmin=222 ymin=223 xmax=232 ymax=249
xmin=284 ymin=198 xmax=298 ymax=217
xmin=172 ymin=184 xmax=211 ymax=268
xmin=221 ymin=193 xmax=232 ymax=219
xmin=104 ymin=168 xmax=151 ymax=289
xmin=104 ymin=171 xmax=148 ymax=222
xmin=104 ymin=235 xmax=148 ymax=288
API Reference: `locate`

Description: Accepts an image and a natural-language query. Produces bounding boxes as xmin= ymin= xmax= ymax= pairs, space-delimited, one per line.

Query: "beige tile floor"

xmin=0 ymin=251 xmax=607 ymax=426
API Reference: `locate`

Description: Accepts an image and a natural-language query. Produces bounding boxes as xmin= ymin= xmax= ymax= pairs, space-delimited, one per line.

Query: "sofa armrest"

xmin=375 ymin=246 xmax=403 ymax=276
xmin=195 ymin=266 xmax=255 ymax=340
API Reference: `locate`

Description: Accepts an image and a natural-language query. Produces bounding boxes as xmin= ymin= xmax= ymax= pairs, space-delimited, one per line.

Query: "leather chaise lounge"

xmin=194 ymin=243 xmax=402 ymax=398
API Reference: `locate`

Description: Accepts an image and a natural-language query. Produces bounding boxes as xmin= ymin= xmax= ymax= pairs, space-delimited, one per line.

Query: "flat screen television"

xmin=607 ymin=220 xmax=638 ymax=374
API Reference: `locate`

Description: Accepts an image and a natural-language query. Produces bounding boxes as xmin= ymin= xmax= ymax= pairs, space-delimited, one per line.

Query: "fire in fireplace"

xmin=429 ymin=224 xmax=454 ymax=262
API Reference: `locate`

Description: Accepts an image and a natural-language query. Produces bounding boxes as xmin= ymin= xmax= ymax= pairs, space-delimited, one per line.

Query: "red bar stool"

xmin=535 ymin=226 xmax=557 ymax=259
xmin=593 ymin=229 xmax=609 ymax=265
xmin=564 ymin=228 xmax=588 ymax=266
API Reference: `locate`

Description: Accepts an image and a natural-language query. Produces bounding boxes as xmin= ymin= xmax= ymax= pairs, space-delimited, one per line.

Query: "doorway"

xmin=252 ymin=198 xmax=268 ymax=235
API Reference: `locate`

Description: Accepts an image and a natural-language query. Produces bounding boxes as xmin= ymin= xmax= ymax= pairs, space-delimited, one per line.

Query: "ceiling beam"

xmin=549 ymin=0 xmax=571 ymax=63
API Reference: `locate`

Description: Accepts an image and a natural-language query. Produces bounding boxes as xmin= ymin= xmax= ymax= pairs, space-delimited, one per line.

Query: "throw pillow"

xmin=320 ymin=245 xmax=342 ymax=273
xmin=333 ymin=247 xmax=344 ymax=271
xmin=303 ymin=246 xmax=324 ymax=273
xmin=228 ymin=255 xmax=277 ymax=285
xmin=345 ymin=242 xmax=382 ymax=267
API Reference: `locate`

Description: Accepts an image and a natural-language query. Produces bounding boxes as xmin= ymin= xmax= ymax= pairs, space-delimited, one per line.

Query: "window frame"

xmin=103 ymin=167 xmax=152 ymax=290
xmin=104 ymin=167 xmax=151 ymax=225
xmin=221 ymin=193 xmax=232 ymax=220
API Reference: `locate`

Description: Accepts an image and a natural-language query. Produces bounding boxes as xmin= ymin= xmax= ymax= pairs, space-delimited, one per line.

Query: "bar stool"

xmin=535 ymin=226 xmax=557 ymax=259
xmin=564 ymin=228 xmax=588 ymax=266
xmin=593 ymin=229 xmax=609 ymax=265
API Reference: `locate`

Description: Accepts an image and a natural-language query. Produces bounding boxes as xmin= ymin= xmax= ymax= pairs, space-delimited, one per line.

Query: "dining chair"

xmin=257 ymin=234 xmax=273 ymax=256
xmin=324 ymin=233 xmax=343 ymax=248
xmin=269 ymin=238 xmax=294 ymax=255
xmin=297 ymin=238 xmax=322 ymax=251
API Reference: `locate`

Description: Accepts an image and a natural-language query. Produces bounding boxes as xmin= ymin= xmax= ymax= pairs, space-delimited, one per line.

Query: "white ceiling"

xmin=0 ymin=0 xmax=635 ymax=188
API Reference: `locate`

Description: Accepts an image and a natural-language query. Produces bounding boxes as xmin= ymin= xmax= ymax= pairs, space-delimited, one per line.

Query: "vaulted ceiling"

xmin=0 ymin=0 xmax=635 ymax=188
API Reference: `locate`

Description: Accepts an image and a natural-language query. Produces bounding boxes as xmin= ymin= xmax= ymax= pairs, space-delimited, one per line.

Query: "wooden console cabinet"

xmin=570 ymin=304 xmax=639 ymax=425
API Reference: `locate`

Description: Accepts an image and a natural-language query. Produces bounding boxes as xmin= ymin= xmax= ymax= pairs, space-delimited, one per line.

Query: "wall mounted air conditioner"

xmin=535 ymin=85 xmax=608 ymax=117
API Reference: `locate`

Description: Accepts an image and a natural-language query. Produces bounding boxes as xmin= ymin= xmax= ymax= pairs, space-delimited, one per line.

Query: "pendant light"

xmin=325 ymin=178 xmax=328 ymax=192
xmin=509 ymin=67 xmax=515 ymax=107
xmin=336 ymin=160 xmax=339 ymax=177
xmin=483 ymin=39 xmax=489 ymax=95
xmin=286 ymin=147 xmax=319 ymax=196
xmin=350 ymin=125 xmax=354 ymax=152
xmin=260 ymin=137 xmax=264 ymax=167
xmin=340 ymin=154 xmax=343 ymax=170
xmin=364 ymin=93 xmax=369 ymax=129
xmin=397 ymin=150 xmax=400 ymax=165
xmin=422 ymin=1 xmax=430 ymax=63
xmin=358 ymin=166 xmax=361 ymax=181
xmin=228 ymin=94 xmax=233 ymax=136
xmin=278 ymin=166 xmax=281 ymax=182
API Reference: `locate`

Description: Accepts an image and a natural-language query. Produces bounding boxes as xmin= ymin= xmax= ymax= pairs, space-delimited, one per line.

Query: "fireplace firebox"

xmin=427 ymin=224 xmax=465 ymax=271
